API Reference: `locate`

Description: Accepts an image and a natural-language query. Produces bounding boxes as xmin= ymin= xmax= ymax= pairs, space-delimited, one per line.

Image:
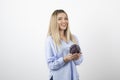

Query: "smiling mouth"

xmin=61 ymin=24 xmax=67 ymax=26
xmin=62 ymin=25 xmax=66 ymax=27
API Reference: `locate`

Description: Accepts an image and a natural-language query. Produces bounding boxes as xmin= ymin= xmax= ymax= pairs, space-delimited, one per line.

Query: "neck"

xmin=59 ymin=30 xmax=67 ymax=41
xmin=59 ymin=30 xmax=65 ymax=37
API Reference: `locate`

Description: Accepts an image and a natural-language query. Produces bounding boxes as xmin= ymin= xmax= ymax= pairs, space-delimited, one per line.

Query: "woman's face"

xmin=57 ymin=13 xmax=68 ymax=31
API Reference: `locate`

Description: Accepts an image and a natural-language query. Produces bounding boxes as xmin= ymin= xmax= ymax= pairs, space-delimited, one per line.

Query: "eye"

xmin=58 ymin=17 xmax=62 ymax=20
xmin=65 ymin=17 xmax=68 ymax=20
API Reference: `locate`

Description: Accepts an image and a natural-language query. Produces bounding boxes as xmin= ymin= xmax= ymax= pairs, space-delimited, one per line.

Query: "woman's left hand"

xmin=72 ymin=53 xmax=81 ymax=60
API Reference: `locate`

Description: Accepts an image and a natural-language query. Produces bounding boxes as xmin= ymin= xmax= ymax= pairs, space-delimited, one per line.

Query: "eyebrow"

xmin=57 ymin=16 xmax=68 ymax=18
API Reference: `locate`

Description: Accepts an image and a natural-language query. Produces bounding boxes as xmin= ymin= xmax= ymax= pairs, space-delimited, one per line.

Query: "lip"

xmin=61 ymin=24 xmax=67 ymax=26
xmin=62 ymin=25 xmax=66 ymax=26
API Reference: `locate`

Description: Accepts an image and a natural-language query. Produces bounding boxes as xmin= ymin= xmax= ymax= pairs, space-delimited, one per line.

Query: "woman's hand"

xmin=72 ymin=52 xmax=82 ymax=60
xmin=63 ymin=52 xmax=82 ymax=63
xmin=63 ymin=54 xmax=74 ymax=63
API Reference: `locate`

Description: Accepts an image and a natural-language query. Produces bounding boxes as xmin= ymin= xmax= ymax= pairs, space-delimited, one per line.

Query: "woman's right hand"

xmin=63 ymin=54 xmax=74 ymax=63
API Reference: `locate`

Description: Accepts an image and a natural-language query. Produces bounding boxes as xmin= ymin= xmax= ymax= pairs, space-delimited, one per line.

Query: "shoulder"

xmin=72 ymin=34 xmax=80 ymax=44
xmin=45 ymin=36 xmax=54 ymax=44
xmin=46 ymin=36 xmax=52 ymax=41
xmin=72 ymin=34 xmax=79 ymax=41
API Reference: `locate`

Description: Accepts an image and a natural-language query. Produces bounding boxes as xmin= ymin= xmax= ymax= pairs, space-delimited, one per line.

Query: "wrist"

xmin=63 ymin=57 xmax=68 ymax=63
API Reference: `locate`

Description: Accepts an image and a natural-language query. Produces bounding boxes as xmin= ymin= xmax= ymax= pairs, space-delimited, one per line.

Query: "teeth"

xmin=62 ymin=24 xmax=65 ymax=25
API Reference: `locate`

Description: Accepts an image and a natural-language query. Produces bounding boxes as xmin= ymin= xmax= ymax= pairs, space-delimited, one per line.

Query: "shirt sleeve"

xmin=73 ymin=35 xmax=84 ymax=65
xmin=45 ymin=36 xmax=65 ymax=70
xmin=74 ymin=55 xmax=83 ymax=65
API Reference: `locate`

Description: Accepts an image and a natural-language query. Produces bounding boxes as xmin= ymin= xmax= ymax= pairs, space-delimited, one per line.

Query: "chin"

xmin=62 ymin=28 xmax=67 ymax=31
xmin=61 ymin=26 xmax=67 ymax=30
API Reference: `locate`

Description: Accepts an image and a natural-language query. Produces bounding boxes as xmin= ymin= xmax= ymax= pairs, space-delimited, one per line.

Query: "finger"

xmin=73 ymin=53 xmax=78 ymax=56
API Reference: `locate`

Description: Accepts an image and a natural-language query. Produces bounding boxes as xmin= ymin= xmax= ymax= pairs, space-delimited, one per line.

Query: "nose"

xmin=62 ymin=19 xmax=66 ymax=23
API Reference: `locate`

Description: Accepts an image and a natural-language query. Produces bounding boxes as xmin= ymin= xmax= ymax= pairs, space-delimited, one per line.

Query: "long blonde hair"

xmin=47 ymin=9 xmax=77 ymax=48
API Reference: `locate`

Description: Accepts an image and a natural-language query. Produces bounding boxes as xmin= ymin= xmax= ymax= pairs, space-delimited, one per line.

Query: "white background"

xmin=0 ymin=0 xmax=120 ymax=80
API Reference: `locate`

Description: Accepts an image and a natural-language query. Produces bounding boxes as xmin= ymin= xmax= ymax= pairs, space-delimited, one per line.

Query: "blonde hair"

xmin=47 ymin=9 xmax=77 ymax=48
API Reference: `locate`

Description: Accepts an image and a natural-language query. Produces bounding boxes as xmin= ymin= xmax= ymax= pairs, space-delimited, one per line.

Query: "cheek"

xmin=66 ymin=21 xmax=68 ymax=24
xmin=57 ymin=22 xmax=62 ymax=27
xmin=57 ymin=21 xmax=61 ymax=25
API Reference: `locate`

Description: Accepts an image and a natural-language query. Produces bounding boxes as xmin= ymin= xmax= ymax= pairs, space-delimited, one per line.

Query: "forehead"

xmin=57 ymin=13 xmax=67 ymax=18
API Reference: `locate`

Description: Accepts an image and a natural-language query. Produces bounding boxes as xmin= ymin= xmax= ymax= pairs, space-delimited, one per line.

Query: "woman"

xmin=45 ymin=9 xmax=83 ymax=80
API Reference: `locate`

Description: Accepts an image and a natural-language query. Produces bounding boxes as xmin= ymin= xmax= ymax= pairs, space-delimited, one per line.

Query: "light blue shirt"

xmin=45 ymin=35 xmax=83 ymax=80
